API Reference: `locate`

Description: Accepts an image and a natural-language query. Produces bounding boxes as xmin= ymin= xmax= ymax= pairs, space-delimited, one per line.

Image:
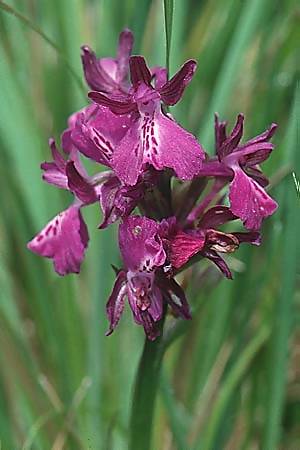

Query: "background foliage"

xmin=0 ymin=0 xmax=299 ymax=449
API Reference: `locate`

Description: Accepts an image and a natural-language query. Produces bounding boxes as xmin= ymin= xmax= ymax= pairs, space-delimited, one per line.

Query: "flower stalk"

xmin=128 ymin=314 xmax=166 ymax=450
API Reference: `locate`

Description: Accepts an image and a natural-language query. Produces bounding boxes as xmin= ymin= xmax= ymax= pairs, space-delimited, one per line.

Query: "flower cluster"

xmin=28 ymin=30 xmax=278 ymax=340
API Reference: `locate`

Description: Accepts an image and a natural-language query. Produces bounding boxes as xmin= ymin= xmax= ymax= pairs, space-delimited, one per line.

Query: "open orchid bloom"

xmin=164 ymin=206 xmax=261 ymax=279
xmin=106 ymin=217 xmax=191 ymax=339
xmin=89 ymin=56 xmax=205 ymax=185
xmin=28 ymin=139 xmax=138 ymax=275
xmin=197 ymin=114 xmax=278 ymax=230
xmin=81 ymin=29 xmax=134 ymax=94
xmin=27 ymin=28 xmax=278 ymax=340
xmin=27 ymin=141 xmax=104 ymax=275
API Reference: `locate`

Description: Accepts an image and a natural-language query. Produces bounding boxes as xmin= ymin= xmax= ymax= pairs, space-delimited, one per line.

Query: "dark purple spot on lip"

xmin=93 ymin=137 xmax=100 ymax=147
xmin=55 ymin=219 xmax=59 ymax=226
xmin=152 ymin=137 xmax=158 ymax=146
xmin=45 ymin=225 xmax=52 ymax=236
xmin=37 ymin=234 xmax=43 ymax=242
xmin=53 ymin=227 xmax=57 ymax=236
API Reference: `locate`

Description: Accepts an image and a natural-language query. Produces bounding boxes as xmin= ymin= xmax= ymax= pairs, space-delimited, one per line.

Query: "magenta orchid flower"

xmin=27 ymin=27 xmax=279 ymax=340
xmin=89 ymin=56 xmax=205 ymax=185
xmin=106 ymin=216 xmax=191 ymax=340
xmin=27 ymin=140 xmax=102 ymax=275
xmin=81 ymin=29 xmax=134 ymax=94
xmin=162 ymin=206 xmax=261 ymax=279
xmin=198 ymin=114 xmax=278 ymax=230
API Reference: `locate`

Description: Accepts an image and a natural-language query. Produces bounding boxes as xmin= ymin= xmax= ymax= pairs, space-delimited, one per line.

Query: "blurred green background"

xmin=0 ymin=0 xmax=299 ymax=449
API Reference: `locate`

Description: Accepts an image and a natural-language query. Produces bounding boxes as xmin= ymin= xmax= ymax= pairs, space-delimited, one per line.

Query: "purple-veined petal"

xmin=119 ymin=216 xmax=166 ymax=271
xmin=232 ymin=231 xmax=261 ymax=245
xmin=71 ymin=113 xmax=113 ymax=166
xmin=129 ymin=56 xmax=152 ymax=88
xmin=215 ymin=113 xmax=227 ymax=154
xmin=41 ymin=138 xmax=68 ymax=189
xmin=98 ymin=174 xmax=142 ymax=229
xmin=198 ymin=206 xmax=237 ymax=229
xmin=112 ymin=120 xmax=144 ymax=185
xmin=246 ymin=123 xmax=277 ymax=145
xmin=106 ymin=270 xmax=127 ymax=335
xmin=225 ymin=142 xmax=274 ymax=167
xmin=61 ymin=105 xmax=98 ymax=153
xmin=98 ymin=175 xmax=123 ymax=228
xmin=88 ymin=91 xmax=137 ymax=114
xmin=195 ymin=159 xmax=232 ymax=178
xmin=151 ymin=66 xmax=168 ymax=90
xmin=159 ymin=276 xmax=191 ymax=319
xmin=169 ymin=230 xmax=205 ymax=269
xmin=244 ymin=166 xmax=269 ymax=187
xmin=81 ymin=45 xmax=119 ymax=92
xmin=27 ymin=206 xmax=89 ymax=276
xmin=159 ymin=59 xmax=197 ymax=106
xmin=116 ymin=29 xmax=134 ymax=82
xmin=148 ymin=285 xmax=163 ymax=321
xmin=202 ymin=249 xmax=233 ymax=279
xmin=99 ymin=57 xmax=118 ymax=81
xmin=71 ymin=105 xmax=135 ymax=167
xmin=229 ymin=166 xmax=278 ymax=230
xmin=155 ymin=112 xmax=205 ymax=180
xmin=218 ymin=113 xmax=244 ymax=160
xmin=66 ymin=162 xmax=98 ymax=204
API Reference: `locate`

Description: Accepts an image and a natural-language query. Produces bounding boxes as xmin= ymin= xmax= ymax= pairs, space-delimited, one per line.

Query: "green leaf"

xmin=163 ymin=0 xmax=174 ymax=73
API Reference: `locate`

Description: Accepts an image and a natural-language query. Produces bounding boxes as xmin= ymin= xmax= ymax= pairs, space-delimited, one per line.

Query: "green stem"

xmin=128 ymin=317 xmax=165 ymax=450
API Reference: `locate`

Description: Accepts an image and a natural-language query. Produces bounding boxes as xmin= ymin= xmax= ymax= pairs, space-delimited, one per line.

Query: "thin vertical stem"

xmin=128 ymin=317 xmax=165 ymax=450
xmin=163 ymin=0 xmax=174 ymax=75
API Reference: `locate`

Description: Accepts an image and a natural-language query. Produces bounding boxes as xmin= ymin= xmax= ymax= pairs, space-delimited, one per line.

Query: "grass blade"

xmin=197 ymin=0 xmax=274 ymax=151
xmin=262 ymin=85 xmax=300 ymax=449
xmin=163 ymin=0 xmax=174 ymax=73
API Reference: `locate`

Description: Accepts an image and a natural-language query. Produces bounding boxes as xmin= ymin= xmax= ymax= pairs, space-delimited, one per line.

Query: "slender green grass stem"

xmin=128 ymin=317 xmax=165 ymax=450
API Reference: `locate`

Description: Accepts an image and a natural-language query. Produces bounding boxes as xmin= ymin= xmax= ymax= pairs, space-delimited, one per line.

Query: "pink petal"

xmin=106 ymin=270 xmax=127 ymax=335
xmin=66 ymin=162 xmax=98 ymax=205
xmin=218 ymin=113 xmax=244 ymax=159
xmin=229 ymin=167 xmax=278 ymax=230
xmin=198 ymin=206 xmax=237 ymax=229
xmin=112 ymin=120 xmax=144 ymax=186
xmin=159 ymin=277 xmax=191 ymax=319
xmin=214 ymin=113 xmax=227 ymax=154
xmin=88 ymin=91 xmax=137 ymax=114
xmin=81 ymin=45 xmax=118 ymax=92
xmin=156 ymin=112 xmax=205 ymax=180
xmin=202 ymin=249 xmax=233 ymax=279
xmin=159 ymin=59 xmax=197 ymax=105
xmin=27 ymin=206 xmax=89 ymax=276
xmin=129 ymin=56 xmax=152 ymax=88
xmin=98 ymin=175 xmax=143 ymax=229
xmin=116 ymin=29 xmax=134 ymax=82
xmin=119 ymin=216 xmax=166 ymax=271
xmin=41 ymin=139 xmax=68 ymax=189
xmin=151 ymin=66 xmax=168 ymax=90
xmin=169 ymin=230 xmax=205 ymax=269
